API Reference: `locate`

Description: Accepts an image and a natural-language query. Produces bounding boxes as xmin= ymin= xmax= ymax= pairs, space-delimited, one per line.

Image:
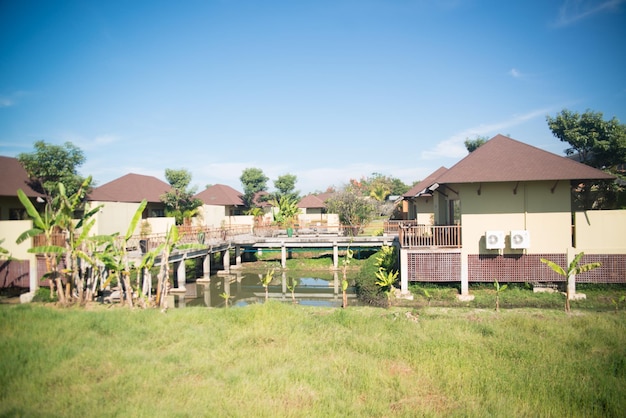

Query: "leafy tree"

xmin=240 ymin=168 xmax=269 ymax=208
xmin=160 ymin=168 xmax=203 ymax=225
xmin=546 ymin=109 xmax=626 ymax=209
xmin=273 ymin=173 xmax=299 ymax=200
xmin=18 ymin=140 xmax=88 ymax=204
xmin=464 ymin=136 xmax=488 ymax=153
xmin=325 ymin=185 xmax=377 ymax=236
xmin=546 ymin=109 xmax=626 ymax=167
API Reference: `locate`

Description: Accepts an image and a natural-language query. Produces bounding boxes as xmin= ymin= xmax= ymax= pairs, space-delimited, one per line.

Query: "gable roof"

xmin=298 ymin=192 xmax=333 ymax=209
xmin=88 ymin=173 xmax=170 ymax=203
xmin=403 ymin=166 xmax=448 ymax=198
xmin=0 ymin=156 xmax=42 ymax=198
xmin=195 ymin=184 xmax=244 ymax=206
xmin=435 ymin=134 xmax=616 ymax=184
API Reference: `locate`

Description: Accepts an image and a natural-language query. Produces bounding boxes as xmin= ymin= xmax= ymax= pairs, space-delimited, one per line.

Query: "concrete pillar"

xmin=176 ymin=260 xmax=186 ymax=290
xmin=29 ymin=257 xmax=38 ymax=293
xmin=223 ymin=250 xmax=230 ymax=273
xmin=202 ymin=252 xmax=211 ymax=279
xmin=400 ymin=248 xmax=409 ymax=295
xmin=333 ymin=242 xmax=338 ymax=269
xmin=235 ymin=245 xmax=242 ymax=268
xmin=458 ymin=251 xmax=474 ymax=301
xmin=281 ymin=242 xmax=286 ymax=269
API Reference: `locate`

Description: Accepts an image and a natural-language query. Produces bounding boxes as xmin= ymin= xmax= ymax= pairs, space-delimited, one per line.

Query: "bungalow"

xmin=194 ymin=184 xmax=256 ymax=228
xmin=398 ymin=134 xmax=625 ymax=299
xmin=0 ymin=157 xmax=43 ymax=289
xmin=402 ymin=166 xmax=448 ymax=224
xmin=86 ymin=173 xmax=174 ymax=236
xmin=297 ymin=192 xmax=339 ymax=227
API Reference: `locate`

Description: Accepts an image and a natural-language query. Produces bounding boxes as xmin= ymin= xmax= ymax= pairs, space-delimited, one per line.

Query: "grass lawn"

xmin=1 ymin=302 xmax=625 ymax=417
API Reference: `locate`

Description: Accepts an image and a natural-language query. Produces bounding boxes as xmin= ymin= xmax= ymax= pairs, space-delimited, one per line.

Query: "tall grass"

xmin=1 ymin=303 xmax=625 ymax=417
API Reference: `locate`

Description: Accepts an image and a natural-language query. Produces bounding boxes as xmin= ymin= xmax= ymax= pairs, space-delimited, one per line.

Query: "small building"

xmin=195 ymin=184 xmax=254 ymax=228
xmin=87 ymin=173 xmax=173 ymax=236
xmin=398 ymin=134 xmax=625 ymax=297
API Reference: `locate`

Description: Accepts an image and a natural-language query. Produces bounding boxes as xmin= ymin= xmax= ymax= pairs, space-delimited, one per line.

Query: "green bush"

xmin=32 ymin=287 xmax=57 ymax=303
xmin=355 ymin=251 xmax=387 ymax=307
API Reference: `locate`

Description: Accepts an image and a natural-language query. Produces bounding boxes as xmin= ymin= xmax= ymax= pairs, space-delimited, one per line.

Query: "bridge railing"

xmin=125 ymin=225 xmax=254 ymax=252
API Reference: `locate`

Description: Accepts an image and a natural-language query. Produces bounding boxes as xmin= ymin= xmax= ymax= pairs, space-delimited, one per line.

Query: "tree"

xmin=546 ymin=109 xmax=626 ymax=167
xmin=273 ymin=173 xmax=299 ymax=200
xmin=464 ymin=136 xmax=488 ymax=153
xmin=240 ymin=168 xmax=269 ymax=208
xmin=546 ymin=109 xmax=626 ymax=209
xmin=160 ymin=168 xmax=203 ymax=225
xmin=18 ymin=141 xmax=88 ymax=204
xmin=325 ymin=185 xmax=377 ymax=236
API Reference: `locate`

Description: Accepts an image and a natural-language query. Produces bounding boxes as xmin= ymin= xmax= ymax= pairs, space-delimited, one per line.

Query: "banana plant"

xmin=287 ymin=277 xmax=298 ymax=303
xmin=55 ymin=178 xmax=102 ymax=304
xmin=541 ymin=252 xmax=601 ymax=313
xmin=0 ymin=239 xmax=12 ymax=260
xmin=375 ymin=268 xmax=399 ymax=308
xmin=16 ymin=188 xmax=66 ymax=302
xmin=97 ymin=199 xmax=148 ymax=307
xmin=494 ymin=279 xmax=508 ymax=312
xmin=259 ymin=269 xmax=275 ymax=302
xmin=220 ymin=292 xmax=232 ymax=307
xmin=341 ymin=247 xmax=353 ymax=308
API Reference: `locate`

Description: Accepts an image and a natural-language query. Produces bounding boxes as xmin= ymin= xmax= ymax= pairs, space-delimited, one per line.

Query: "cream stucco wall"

xmin=202 ymin=205 xmax=229 ymax=228
xmin=456 ymin=181 xmax=572 ymax=255
xmin=0 ymin=220 xmax=36 ymax=260
xmin=88 ymin=201 xmax=174 ymax=236
xmin=574 ymin=210 xmax=626 ymax=250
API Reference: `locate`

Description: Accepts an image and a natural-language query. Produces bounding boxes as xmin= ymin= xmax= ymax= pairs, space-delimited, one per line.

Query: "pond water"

xmin=173 ymin=270 xmax=358 ymax=308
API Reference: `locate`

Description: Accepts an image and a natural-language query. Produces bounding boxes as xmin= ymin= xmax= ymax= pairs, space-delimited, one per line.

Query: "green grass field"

xmin=1 ymin=303 xmax=625 ymax=417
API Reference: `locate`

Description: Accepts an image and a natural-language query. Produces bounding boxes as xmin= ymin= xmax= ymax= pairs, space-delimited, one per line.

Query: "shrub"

xmin=355 ymin=251 xmax=387 ymax=307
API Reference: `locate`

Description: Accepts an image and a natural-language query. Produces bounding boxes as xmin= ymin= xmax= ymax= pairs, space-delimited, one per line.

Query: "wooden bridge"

xmin=132 ymin=225 xmax=398 ymax=290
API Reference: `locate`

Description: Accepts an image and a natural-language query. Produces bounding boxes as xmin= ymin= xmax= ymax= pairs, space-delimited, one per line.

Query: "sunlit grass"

xmin=1 ymin=303 xmax=625 ymax=417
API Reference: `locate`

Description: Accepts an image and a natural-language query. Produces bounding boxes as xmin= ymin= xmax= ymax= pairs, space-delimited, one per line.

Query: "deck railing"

xmin=384 ymin=220 xmax=419 ymax=235
xmin=398 ymin=224 xmax=461 ymax=248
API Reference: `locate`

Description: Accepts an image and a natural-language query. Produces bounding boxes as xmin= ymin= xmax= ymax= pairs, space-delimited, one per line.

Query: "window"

xmin=9 ymin=208 xmax=26 ymax=220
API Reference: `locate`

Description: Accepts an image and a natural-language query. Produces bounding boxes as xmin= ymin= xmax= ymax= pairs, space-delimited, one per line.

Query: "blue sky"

xmin=1 ymin=0 xmax=625 ymax=194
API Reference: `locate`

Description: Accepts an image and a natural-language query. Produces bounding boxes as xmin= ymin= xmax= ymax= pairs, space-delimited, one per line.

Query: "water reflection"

xmin=176 ymin=271 xmax=357 ymax=308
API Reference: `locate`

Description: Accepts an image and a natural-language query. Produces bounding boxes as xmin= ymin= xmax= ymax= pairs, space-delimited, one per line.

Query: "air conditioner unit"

xmin=485 ymin=230 xmax=505 ymax=249
xmin=510 ymin=230 xmax=530 ymax=249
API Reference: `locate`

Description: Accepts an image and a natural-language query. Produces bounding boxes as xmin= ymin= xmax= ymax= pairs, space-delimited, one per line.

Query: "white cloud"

xmin=420 ymin=108 xmax=553 ymax=160
xmin=0 ymin=91 xmax=29 ymax=108
xmin=0 ymin=97 xmax=14 ymax=107
xmin=509 ymin=68 xmax=522 ymax=78
xmin=94 ymin=134 xmax=120 ymax=145
xmin=553 ymin=0 xmax=625 ymax=27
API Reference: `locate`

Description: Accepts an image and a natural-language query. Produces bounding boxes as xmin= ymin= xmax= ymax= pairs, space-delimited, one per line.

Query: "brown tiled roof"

xmin=88 ymin=173 xmax=171 ymax=203
xmin=436 ymin=134 xmax=615 ymax=184
xmin=195 ymin=184 xmax=244 ymax=206
xmin=403 ymin=166 xmax=448 ymax=198
xmin=0 ymin=156 xmax=41 ymax=197
xmin=298 ymin=192 xmax=333 ymax=209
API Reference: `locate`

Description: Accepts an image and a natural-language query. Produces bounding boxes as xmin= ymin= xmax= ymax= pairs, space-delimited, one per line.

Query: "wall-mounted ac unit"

xmin=510 ymin=230 xmax=530 ymax=249
xmin=485 ymin=230 xmax=505 ymax=249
